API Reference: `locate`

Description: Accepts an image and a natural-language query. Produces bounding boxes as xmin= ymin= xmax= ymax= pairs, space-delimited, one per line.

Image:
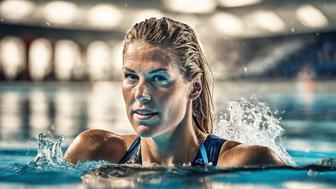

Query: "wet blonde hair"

xmin=123 ymin=17 xmax=214 ymax=134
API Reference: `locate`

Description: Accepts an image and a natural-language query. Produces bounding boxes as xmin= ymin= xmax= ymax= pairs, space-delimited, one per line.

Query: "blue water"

xmin=0 ymin=148 xmax=335 ymax=188
xmin=0 ymin=82 xmax=335 ymax=188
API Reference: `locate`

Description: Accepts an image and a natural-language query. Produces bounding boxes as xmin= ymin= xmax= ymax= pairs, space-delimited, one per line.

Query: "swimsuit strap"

xmin=192 ymin=134 xmax=226 ymax=166
xmin=120 ymin=134 xmax=225 ymax=166
xmin=199 ymin=143 xmax=209 ymax=164
xmin=119 ymin=137 xmax=142 ymax=164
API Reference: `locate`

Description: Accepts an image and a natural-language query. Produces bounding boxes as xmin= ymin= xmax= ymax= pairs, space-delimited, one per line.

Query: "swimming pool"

xmin=0 ymin=81 xmax=335 ymax=188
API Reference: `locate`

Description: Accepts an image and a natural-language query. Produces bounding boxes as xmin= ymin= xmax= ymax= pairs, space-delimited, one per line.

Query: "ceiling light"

xmin=164 ymin=0 xmax=216 ymax=14
xmin=44 ymin=1 xmax=79 ymax=24
xmin=248 ymin=11 xmax=285 ymax=32
xmin=296 ymin=4 xmax=328 ymax=28
xmin=88 ymin=4 xmax=122 ymax=29
xmin=217 ymin=0 xmax=263 ymax=8
xmin=210 ymin=13 xmax=244 ymax=36
xmin=0 ymin=0 xmax=34 ymax=20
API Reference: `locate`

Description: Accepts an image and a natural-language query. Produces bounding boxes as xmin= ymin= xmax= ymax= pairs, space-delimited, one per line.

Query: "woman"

xmin=64 ymin=17 xmax=284 ymax=167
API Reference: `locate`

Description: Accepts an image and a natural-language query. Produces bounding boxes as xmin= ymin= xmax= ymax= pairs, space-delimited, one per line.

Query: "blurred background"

xmin=0 ymin=0 xmax=335 ymax=152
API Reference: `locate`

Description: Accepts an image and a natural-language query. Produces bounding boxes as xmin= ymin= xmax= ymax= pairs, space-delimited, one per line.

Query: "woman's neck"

xmin=140 ymin=104 xmax=206 ymax=166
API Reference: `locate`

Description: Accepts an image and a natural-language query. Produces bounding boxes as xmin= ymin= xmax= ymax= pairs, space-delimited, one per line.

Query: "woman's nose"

xmin=135 ymin=81 xmax=151 ymax=104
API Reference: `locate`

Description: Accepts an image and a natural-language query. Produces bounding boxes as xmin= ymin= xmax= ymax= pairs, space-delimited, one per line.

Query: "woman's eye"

xmin=124 ymin=74 xmax=138 ymax=82
xmin=153 ymin=75 xmax=167 ymax=82
xmin=152 ymin=75 xmax=170 ymax=85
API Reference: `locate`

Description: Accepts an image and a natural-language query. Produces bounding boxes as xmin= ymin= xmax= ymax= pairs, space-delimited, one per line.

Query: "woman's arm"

xmin=217 ymin=141 xmax=285 ymax=167
xmin=64 ymin=129 xmax=135 ymax=165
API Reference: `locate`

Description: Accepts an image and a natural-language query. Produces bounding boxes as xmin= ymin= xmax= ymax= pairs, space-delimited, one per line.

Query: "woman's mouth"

xmin=133 ymin=109 xmax=159 ymax=120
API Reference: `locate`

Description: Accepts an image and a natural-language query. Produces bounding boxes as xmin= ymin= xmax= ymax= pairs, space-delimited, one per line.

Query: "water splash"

xmin=28 ymin=132 xmax=112 ymax=173
xmin=30 ymin=133 xmax=66 ymax=167
xmin=213 ymin=97 xmax=297 ymax=166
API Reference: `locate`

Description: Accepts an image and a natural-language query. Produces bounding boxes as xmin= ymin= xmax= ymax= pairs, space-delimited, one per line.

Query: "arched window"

xmin=55 ymin=40 xmax=82 ymax=80
xmin=86 ymin=41 xmax=112 ymax=80
xmin=29 ymin=38 xmax=52 ymax=80
xmin=0 ymin=36 xmax=25 ymax=79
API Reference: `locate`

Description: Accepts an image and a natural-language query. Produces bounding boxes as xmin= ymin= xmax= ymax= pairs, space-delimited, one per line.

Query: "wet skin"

xmin=122 ymin=40 xmax=192 ymax=138
xmin=64 ymin=40 xmax=285 ymax=167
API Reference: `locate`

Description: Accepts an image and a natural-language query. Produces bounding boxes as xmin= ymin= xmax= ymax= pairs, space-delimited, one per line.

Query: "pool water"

xmin=0 ymin=82 xmax=335 ymax=188
xmin=0 ymin=149 xmax=335 ymax=188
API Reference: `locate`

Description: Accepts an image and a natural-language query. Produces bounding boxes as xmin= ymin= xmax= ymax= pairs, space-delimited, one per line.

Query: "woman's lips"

xmin=135 ymin=113 xmax=158 ymax=120
xmin=133 ymin=109 xmax=159 ymax=120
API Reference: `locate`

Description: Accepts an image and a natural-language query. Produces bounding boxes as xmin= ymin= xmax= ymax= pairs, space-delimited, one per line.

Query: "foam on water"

xmin=213 ymin=97 xmax=297 ymax=166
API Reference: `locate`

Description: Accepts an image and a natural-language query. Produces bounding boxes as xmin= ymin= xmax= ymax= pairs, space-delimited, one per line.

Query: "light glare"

xmin=296 ymin=4 xmax=328 ymax=28
xmin=218 ymin=0 xmax=262 ymax=7
xmin=210 ymin=13 xmax=244 ymax=36
xmin=29 ymin=38 xmax=52 ymax=80
xmin=164 ymin=0 xmax=216 ymax=13
xmin=88 ymin=4 xmax=122 ymax=29
xmin=0 ymin=36 xmax=25 ymax=79
xmin=0 ymin=0 xmax=34 ymax=19
xmin=55 ymin=40 xmax=82 ymax=80
xmin=248 ymin=11 xmax=285 ymax=32
xmin=44 ymin=1 xmax=79 ymax=24
xmin=87 ymin=41 xmax=112 ymax=80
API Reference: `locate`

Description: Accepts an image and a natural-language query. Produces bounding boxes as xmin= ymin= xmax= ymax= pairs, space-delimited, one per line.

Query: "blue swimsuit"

xmin=119 ymin=135 xmax=226 ymax=166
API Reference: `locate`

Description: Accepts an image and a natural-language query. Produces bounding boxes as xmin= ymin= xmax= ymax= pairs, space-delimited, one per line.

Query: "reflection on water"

xmin=54 ymin=90 xmax=80 ymax=136
xmin=29 ymin=90 xmax=50 ymax=137
xmin=0 ymin=92 xmax=22 ymax=140
xmin=0 ymin=81 xmax=335 ymax=152
xmin=0 ymin=82 xmax=133 ymax=143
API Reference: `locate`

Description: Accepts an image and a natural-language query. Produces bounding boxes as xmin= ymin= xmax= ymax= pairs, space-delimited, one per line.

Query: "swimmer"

xmin=64 ymin=17 xmax=284 ymax=167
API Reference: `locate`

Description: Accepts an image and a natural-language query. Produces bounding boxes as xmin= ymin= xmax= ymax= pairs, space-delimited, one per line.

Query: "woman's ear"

xmin=189 ymin=73 xmax=203 ymax=100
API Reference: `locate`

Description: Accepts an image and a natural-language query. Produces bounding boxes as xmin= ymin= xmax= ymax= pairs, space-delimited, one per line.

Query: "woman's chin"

xmin=134 ymin=125 xmax=160 ymax=137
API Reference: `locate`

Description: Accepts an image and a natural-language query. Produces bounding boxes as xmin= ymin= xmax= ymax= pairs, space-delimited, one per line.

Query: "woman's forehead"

xmin=124 ymin=41 xmax=177 ymax=65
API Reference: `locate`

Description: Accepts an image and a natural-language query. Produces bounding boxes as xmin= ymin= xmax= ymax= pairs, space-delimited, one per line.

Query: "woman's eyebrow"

xmin=148 ymin=68 xmax=169 ymax=74
xmin=122 ymin=67 xmax=135 ymax=72
xmin=122 ymin=68 xmax=168 ymax=75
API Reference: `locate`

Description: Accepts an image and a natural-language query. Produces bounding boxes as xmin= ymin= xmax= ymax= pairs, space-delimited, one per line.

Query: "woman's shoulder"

xmin=64 ymin=129 xmax=138 ymax=165
xmin=217 ymin=140 xmax=284 ymax=167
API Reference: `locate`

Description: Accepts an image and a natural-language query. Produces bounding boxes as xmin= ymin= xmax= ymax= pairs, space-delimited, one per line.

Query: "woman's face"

xmin=122 ymin=40 xmax=192 ymax=137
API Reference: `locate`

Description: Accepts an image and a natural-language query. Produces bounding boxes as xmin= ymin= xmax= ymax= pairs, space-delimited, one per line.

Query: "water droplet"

xmin=46 ymin=22 xmax=50 ymax=26
xmin=291 ymin=28 xmax=295 ymax=33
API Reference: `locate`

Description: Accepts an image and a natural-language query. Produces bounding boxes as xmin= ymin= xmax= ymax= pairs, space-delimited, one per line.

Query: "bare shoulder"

xmin=64 ymin=129 xmax=138 ymax=165
xmin=217 ymin=140 xmax=284 ymax=167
